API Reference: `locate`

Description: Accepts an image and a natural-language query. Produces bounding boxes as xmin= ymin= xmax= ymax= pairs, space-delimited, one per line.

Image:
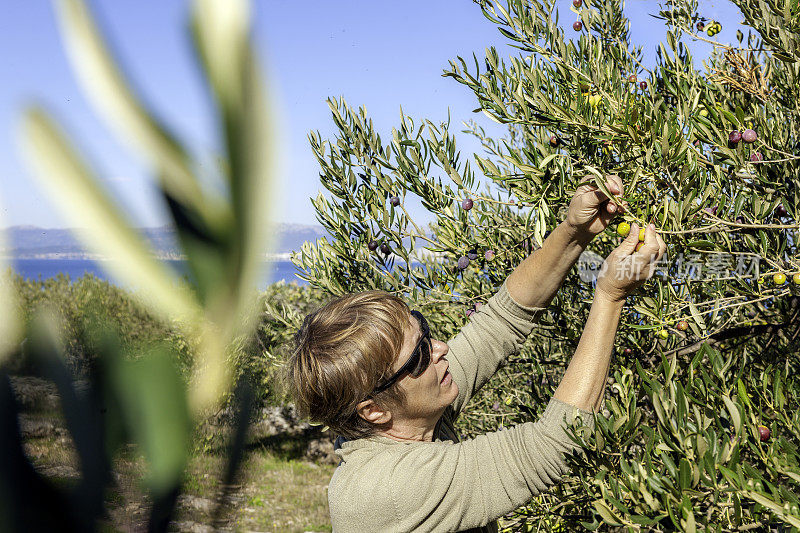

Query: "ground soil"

xmin=11 ymin=376 xmax=338 ymax=533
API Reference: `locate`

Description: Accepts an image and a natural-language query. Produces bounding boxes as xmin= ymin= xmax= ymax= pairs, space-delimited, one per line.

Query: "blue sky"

xmin=0 ymin=0 xmax=743 ymax=229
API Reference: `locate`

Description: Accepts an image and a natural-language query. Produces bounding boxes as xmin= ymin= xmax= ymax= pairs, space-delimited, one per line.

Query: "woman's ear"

xmin=356 ymin=399 xmax=392 ymax=426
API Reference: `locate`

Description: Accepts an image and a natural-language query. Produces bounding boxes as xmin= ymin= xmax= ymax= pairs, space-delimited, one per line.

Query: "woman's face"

xmin=391 ymin=312 xmax=459 ymax=424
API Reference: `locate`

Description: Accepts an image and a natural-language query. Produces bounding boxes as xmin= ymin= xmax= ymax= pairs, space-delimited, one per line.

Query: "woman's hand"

xmin=566 ymin=174 xmax=628 ymax=239
xmin=596 ymin=223 xmax=666 ymax=302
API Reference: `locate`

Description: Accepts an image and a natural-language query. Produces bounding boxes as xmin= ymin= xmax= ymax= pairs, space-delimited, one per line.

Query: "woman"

xmin=287 ymin=176 xmax=665 ymax=532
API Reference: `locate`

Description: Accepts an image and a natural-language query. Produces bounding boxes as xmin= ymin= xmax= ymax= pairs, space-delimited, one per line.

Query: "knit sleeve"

xmin=383 ymin=398 xmax=595 ymax=532
xmin=446 ymin=280 xmax=546 ymax=417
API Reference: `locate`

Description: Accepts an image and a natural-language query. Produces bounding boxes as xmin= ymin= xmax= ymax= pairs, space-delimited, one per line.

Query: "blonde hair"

xmin=285 ymin=290 xmax=411 ymax=439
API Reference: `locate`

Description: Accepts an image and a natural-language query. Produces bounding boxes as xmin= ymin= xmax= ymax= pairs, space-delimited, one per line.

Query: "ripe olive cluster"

xmin=572 ymin=0 xmax=583 ymax=31
xmin=367 ymin=240 xmax=392 ymax=256
xmin=726 ymin=128 xmax=762 ymax=161
xmin=458 ymin=248 xmax=494 ymax=272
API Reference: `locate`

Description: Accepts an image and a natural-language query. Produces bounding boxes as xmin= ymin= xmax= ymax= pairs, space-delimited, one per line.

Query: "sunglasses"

xmin=371 ymin=310 xmax=432 ymax=395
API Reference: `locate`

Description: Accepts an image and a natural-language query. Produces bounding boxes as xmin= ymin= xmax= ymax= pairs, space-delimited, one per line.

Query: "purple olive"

xmin=573 ymin=0 xmax=582 ymax=6
xmin=697 ymin=21 xmax=705 ymax=31
xmin=704 ymin=206 xmax=718 ymax=216
xmin=389 ymin=196 xmax=400 ymax=207
xmin=750 ymin=152 xmax=763 ymax=162
xmin=573 ymin=20 xmax=583 ymax=31
xmin=467 ymin=249 xmax=478 ymax=260
xmin=639 ymin=81 xmax=648 ymax=91
xmin=729 ymin=130 xmax=742 ymax=144
xmin=484 ymin=250 xmax=496 ymax=261
xmin=462 ymin=198 xmax=474 ymax=211
xmin=549 ymin=135 xmax=559 ymax=147
xmin=742 ymin=129 xmax=758 ymax=143
xmin=775 ymin=205 xmax=788 ymax=217
xmin=380 ymin=243 xmax=391 ymax=255
xmin=457 ymin=256 xmax=470 ymax=270
xmin=368 ymin=240 xmax=379 ymax=251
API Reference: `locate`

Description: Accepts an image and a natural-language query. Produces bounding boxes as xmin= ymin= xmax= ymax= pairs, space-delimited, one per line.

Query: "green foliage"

xmin=293 ymin=0 xmax=800 ymax=530
xmin=7 ymin=271 xmax=191 ymax=376
xmin=0 ymin=0 xmax=276 ymax=529
xmin=254 ymin=281 xmax=332 ymax=403
xmin=6 ymin=271 xmax=327 ymax=412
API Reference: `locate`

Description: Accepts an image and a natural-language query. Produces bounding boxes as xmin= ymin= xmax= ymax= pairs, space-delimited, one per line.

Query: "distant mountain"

xmin=1 ymin=224 xmax=331 ymax=260
xmin=272 ymin=224 xmax=331 ymax=255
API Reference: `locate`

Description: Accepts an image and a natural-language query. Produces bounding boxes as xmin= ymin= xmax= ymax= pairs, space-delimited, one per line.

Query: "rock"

xmin=201 ymin=404 xmax=338 ymax=465
xmin=18 ymin=416 xmax=58 ymax=438
xmin=173 ymin=521 xmax=216 ymax=533
xmin=250 ymin=405 xmax=312 ymax=436
xmin=38 ymin=464 xmax=80 ymax=479
xmin=10 ymin=376 xmax=60 ymax=411
xmin=305 ymin=437 xmax=337 ymax=465
xmin=179 ymin=495 xmax=216 ymax=514
xmin=10 ymin=376 xmax=89 ymax=412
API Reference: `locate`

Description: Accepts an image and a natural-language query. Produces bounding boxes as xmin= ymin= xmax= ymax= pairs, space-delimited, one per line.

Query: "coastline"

xmin=0 ymin=252 xmax=295 ymax=261
xmin=1 ymin=249 xmax=446 ymax=263
xmin=5 ymin=257 xmax=308 ymax=289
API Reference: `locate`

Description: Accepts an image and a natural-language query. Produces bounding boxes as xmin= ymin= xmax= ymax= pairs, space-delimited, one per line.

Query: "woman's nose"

xmin=431 ymin=339 xmax=449 ymax=362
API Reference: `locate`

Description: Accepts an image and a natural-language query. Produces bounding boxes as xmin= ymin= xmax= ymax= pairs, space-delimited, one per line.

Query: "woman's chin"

xmin=446 ymin=380 xmax=459 ymax=403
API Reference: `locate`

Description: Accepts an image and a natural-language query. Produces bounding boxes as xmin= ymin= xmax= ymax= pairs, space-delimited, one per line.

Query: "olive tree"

xmin=291 ymin=0 xmax=800 ymax=530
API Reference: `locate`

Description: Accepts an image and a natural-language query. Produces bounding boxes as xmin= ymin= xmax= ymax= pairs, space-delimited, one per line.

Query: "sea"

xmin=8 ymin=258 xmax=308 ymax=289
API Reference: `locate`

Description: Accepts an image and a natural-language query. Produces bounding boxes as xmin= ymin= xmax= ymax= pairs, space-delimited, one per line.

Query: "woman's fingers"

xmin=582 ymin=186 xmax=611 ymax=207
xmin=618 ymin=223 xmax=641 ymax=255
xmin=609 ymin=174 xmax=623 ymax=204
xmin=608 ymin=174 xmax=624 ymax=197
xmin=632 ymin=225 xmax=666 ymax=280
xmin=637 ymin=224 xmax=660 ymax=255
xmin=603 ymin=175 xmax=624 ymax=212
xmin=656 ymin=232 xmax=667 ymax=258
xmin=599 ymin=223 xmax=667 ymax=299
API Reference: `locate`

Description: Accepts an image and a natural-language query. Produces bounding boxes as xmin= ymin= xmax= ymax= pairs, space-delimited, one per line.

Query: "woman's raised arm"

xmin=553 ymin=223 xmax=666 ymax=412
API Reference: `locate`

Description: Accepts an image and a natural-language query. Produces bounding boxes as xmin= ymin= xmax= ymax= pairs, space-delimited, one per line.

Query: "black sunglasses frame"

xmin=371 ymin=310 xmax=432 ymax=395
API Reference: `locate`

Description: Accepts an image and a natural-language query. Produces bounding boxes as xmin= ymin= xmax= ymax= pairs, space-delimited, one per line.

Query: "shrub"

xmin=7 ymin=271 xmax=328 ymax=411
xmin=7 ymin=271 xmax=190 ymax=376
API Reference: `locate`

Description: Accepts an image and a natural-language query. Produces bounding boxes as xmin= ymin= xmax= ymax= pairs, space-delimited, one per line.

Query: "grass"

xmin=19 ymin=406 xmax=336 ymax=532
xmin=223 ymin=452 xmax=334 ymax=532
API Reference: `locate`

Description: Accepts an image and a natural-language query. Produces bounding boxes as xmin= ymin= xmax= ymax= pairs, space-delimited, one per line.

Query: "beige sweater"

xmin=328 ymin=281 xmax=595 ymax=533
